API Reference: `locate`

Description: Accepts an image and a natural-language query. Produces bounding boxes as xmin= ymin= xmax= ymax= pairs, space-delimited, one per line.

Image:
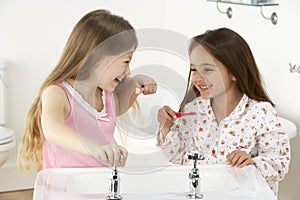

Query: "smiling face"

xmin=94 ymin=49 xmax=134 ymax=92
xmin=190 ymin=45 xmax=237 ymax=100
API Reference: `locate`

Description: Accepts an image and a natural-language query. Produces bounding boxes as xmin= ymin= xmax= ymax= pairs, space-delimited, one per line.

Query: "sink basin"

xmin=33 ymin=164 xmax=276 ymax=200
xmin=66 ymin=165 xmax=237 ymax=194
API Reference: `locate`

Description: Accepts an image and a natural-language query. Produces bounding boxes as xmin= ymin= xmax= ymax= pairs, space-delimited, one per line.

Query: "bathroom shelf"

xmin=207 ymin=0 xmax=279 ymax=25
xmin=289 ymin=63 xmax=300 ymax=73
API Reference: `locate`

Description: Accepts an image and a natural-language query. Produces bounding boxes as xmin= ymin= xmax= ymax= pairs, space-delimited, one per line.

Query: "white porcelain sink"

xmin=33 ymin=164 xmax=276 ymax=200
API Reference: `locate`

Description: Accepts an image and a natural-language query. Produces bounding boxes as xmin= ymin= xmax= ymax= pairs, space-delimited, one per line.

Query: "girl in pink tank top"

xmin=18 ymin=9 xmax=157 ymax=172
xmin=42 ymin=82 xmax=117 ymax=168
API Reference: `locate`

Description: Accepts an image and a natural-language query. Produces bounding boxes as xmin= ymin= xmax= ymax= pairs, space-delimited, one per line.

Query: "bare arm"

xmin=41 ymin=85 xmax=89 ymax=154
xmin=114 ymin=75 xmax=157 ymax=116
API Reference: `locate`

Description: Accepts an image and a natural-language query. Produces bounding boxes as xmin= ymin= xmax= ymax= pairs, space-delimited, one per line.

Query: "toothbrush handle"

xmin=175 ymin=112 xmax=196 ymax=117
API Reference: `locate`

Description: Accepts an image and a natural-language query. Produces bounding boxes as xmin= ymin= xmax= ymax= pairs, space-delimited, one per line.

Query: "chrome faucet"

xmin=186 ymin=151 xmax=204 ymax=199
xmin=106 ymin=166 xmax=122 ymax=200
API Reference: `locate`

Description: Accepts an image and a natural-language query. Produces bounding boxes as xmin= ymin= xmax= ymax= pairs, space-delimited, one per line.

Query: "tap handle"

xmin=187 ymin=151 xmax=204 ymax=169
xmin=186 ymin=151 xmax=204 ymax=199
xmin=187 ymin=151 xmax=204 ymax=161
xmin=112 ymin=166 xmax=118 ymax=176
xmin=106 ymin=166 xmax=123 ymax=200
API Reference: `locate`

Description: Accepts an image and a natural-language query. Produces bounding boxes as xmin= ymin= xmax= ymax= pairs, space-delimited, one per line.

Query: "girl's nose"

xmin=125 ymin=65 xmax=130 ymax=76
xmin=193 ymin=72 xmax=205 ymax=82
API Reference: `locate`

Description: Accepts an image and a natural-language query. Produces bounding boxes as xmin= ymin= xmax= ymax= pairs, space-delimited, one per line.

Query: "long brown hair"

xmin=180 ymin=27 xmax=274 ymax=111
xmin=17 ymin=9 xmax=138 ymax=172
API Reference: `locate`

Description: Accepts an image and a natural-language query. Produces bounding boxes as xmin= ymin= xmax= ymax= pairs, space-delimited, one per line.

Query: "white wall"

xmin=0 ymin=0 xmax=299 ymax=199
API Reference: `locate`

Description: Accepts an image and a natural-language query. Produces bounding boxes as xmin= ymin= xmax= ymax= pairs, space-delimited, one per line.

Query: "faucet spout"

xmin=186 ymin=151 xmax=204 ymax=199
xmin=106 ymin=166 xmax=123 ymax=200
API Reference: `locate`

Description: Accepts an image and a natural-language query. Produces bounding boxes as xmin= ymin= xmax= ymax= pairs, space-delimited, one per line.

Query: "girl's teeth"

xmin=200 ymin=85 xmax=209 ymax=89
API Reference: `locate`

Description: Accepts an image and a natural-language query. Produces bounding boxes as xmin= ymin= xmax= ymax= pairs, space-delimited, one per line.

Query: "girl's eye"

xmin=204 ymin=68 xmax=214 ymax=72
xmin=124 ymin=60 xmax=130 ymax=64
xmin=190 ymin=68 xmax=197 ymax=72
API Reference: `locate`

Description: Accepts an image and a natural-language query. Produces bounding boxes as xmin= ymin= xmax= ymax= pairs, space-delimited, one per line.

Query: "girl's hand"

xmin=226 ymin=150 xmax=254 ymax=168
xmin=157 ymin=105 xmax=177 ymax=140
xmin=132 ymin=74 xmax=157 ymax=95
xmin=95 ymin=144 xmax=128 ymax=167
xmin=114 ymin=75 xmax=157 ymax=116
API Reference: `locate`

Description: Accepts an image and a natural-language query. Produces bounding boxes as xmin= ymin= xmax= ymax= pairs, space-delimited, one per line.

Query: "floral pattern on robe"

xmin=157 ymin=94 xmax=290 ymax=195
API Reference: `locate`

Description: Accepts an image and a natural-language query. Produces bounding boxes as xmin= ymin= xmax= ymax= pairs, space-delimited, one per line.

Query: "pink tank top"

xmin=43 ymin=81 xmax=117 ymax=168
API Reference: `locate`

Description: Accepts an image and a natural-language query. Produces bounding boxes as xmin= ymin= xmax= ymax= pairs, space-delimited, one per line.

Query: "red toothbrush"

xmin=175 ymin=112 xmax=197 ymax=118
